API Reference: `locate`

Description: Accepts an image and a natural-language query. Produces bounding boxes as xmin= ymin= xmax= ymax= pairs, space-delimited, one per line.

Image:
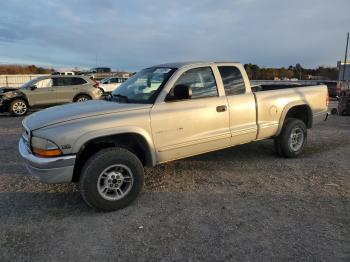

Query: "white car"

xmin=99 ymin=77 xmax=128 ymax=93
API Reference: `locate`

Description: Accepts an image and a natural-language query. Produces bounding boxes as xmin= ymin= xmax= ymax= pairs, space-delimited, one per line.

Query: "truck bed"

xmin=252 ymin=85 xmax=328 ymax=140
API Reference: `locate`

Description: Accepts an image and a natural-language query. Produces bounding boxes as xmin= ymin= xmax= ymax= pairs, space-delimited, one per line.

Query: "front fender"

xmin=72 ymin=126 xmax=157 ymax=166
xmin=1 ymin=92 xmax=28 ymax=111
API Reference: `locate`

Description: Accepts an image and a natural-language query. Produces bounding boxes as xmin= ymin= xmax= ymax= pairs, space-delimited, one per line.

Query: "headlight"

xmin=31 ymin=137 xmax=62 ymax=157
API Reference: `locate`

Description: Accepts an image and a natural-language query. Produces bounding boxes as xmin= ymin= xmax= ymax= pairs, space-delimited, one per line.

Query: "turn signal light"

xmin=32 ymin=147 xmax=62 ymax=157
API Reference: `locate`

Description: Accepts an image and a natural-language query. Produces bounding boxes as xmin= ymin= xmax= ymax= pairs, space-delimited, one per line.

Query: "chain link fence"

xmin=0 ymin=75 xmax=48 ymax=88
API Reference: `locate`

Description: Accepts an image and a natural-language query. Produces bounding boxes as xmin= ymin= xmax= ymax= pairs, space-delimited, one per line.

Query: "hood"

xmin=24 ymin=100 xmax=152 ymax=130
xmin=0 ymin=87 xmax=19 ymax=94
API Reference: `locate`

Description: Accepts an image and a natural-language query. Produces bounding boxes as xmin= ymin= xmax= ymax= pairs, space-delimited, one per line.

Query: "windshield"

xmin=111 ymin=67 xmax=176 ymax=103
xmin=100 ymin=77 xmax=112 ymax=84
xmin=20 ymin=76 xmax=44 ymax=89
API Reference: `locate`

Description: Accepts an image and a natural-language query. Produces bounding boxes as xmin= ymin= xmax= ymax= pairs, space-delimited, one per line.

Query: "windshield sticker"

xmin=154 ymin=68 xmax=172 ymax=74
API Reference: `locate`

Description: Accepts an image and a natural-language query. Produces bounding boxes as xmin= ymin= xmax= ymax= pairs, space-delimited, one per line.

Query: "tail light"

xmin=93 ymin=80 xmax=99 ymax=89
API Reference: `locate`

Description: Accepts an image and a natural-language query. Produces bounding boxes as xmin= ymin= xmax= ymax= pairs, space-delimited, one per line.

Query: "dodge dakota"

xmin=19 ymin=62 xmax=329 ymax=211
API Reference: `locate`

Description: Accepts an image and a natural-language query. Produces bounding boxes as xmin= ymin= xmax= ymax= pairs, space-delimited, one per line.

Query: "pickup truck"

xmin=19 ymin=62 xmax=329 ymax=211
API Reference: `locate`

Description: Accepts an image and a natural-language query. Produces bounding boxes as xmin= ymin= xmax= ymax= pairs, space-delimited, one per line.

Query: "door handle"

xmin=216 ymin=105 xmax=227 ymax=112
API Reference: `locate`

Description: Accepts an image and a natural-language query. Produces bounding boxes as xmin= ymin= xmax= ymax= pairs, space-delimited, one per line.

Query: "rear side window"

xmin=218 ymin=66 xmax=245 ymax=95
xmin=53 ymin=77 xmax=73 ymax=86
xmin=53 ymin=77 xmax=86 ymax=86
xmin=174 ymin=67 xmax=218 ymax=99
xmin=72 ymin=77 xmax=87 ymax=85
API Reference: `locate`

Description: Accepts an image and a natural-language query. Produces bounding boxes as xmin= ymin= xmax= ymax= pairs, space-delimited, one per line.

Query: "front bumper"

xmin=18 ymin=138 xmax=76 ymax=183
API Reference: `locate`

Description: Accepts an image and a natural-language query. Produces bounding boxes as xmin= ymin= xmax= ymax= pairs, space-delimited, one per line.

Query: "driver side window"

xmin=35 ymin=78 xmax=53 ymax=88
xmin=172 ymin=67 xmax=218 ymax=99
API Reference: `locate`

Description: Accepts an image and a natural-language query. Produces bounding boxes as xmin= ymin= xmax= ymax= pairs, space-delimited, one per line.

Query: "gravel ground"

xmin=0 ymin=112 xmax=349 ymax=261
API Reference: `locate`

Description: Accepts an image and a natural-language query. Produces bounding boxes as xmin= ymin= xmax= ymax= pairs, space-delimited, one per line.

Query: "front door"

xmin=25 ymin=78 xmax=56 ymax=107
xmin=150 ymin=66 xmax=231 ymax=163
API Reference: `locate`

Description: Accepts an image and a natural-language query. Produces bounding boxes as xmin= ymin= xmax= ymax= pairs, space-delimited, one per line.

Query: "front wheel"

xmin=79 ymin=148 xmax=144 ymax=211
xmin=274 ymin=118 xmax=307 ymax=158
xmin=9 ymin=99 xmax=28 ymax=116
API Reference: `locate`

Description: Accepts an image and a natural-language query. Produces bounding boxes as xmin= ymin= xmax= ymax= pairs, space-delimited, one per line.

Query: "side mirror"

xmin=30 ymin=85 xmax=37 ymax=90
xmin=167 ymin=84 xmax=192 ymax=101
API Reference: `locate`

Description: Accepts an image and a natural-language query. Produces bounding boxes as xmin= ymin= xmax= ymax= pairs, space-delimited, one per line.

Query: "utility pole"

xmin=342 ymin=32 xmax=349 ymax=81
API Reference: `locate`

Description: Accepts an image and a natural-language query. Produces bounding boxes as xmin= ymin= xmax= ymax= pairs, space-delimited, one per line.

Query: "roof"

xmin=153 ymin=61 xmax=240 ymax=68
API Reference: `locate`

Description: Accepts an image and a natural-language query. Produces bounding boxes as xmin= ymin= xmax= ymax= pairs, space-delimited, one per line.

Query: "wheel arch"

xmin=4 ymin=94 xmax=30 ymax=109
xmin=276 ymin=102 xmax=312 ymax=136
xmin=73 ymin=93 xmax=92 ymax=102
xmin=72 ymin=129 xmax=156 ymax=182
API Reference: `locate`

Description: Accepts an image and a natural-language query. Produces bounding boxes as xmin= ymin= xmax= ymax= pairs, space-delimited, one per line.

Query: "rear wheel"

xmin=274 ymin=118 xmax=307 ymax=158
xmin=9 ymin=99 xmax=28 ymax=116
xmin=79 ymin=148 xmax=144 ymax=212
xmin=75 ymin=95 xmax=91 ymax=102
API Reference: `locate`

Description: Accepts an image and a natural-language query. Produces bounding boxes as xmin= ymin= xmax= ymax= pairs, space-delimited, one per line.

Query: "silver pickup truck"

xmin=19 ymin=62 xmax=328 ymax=211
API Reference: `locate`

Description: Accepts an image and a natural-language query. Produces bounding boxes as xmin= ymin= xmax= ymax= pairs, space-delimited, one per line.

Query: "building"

xmin=90 ymin=67 xmax=111 ymax=73
xmin=337 ymin=61 xmax=350 ymax=81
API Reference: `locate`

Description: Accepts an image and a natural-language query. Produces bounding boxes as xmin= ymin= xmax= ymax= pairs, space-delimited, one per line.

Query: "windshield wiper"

xmin=112 ymin=93 xmax=129 ymax=103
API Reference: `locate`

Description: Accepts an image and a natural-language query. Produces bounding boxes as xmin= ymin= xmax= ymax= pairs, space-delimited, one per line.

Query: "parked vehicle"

xmin=18 ymin=62 xmax=328 ymax=211
xmin=98 ymin=76 xmax=128 ymax=93
xmin=0 ymin=75 xmax=101 ymax=116
xmin=317 ymin=81 xmax=337 ymax=98
xmin=338 ymin=89 xmax=350 ymax=116
xmin=52 ymin=71 xmax=75 ymax=76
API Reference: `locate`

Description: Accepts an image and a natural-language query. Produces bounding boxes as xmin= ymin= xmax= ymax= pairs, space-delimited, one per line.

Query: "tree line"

xmin=244 ymin=63 xmax=339 ymax=80
xmin=0 ymin=65 xmax=54 ymax=74
xmin=0 ymin=63 xmax=339 ymax=80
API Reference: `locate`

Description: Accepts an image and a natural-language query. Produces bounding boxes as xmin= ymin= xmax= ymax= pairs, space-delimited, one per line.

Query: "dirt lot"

xmin=0 ymin=112 xmax=349 ymax=261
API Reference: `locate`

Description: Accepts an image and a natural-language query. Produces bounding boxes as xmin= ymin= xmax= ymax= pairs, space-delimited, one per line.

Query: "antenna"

xmin=342 ymin=32 xmax=349 ymax=81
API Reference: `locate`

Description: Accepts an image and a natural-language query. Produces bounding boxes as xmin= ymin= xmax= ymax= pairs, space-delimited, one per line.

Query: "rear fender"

xmin=276 ymin=101 xmax=312 ymax=136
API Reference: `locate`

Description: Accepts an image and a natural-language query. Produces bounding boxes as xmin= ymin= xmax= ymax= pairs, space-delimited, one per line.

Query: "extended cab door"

xmin=150 ymin=66 xmax=231 ymax=163
xmin=216 ymin=64 xmax=257 ymax=145
xmin=25 ymin=77 xmax=57 ymax=107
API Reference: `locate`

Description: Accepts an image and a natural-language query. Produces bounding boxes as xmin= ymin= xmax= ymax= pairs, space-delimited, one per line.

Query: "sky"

xmin=0 ymin=0 xmax=349 ymax=71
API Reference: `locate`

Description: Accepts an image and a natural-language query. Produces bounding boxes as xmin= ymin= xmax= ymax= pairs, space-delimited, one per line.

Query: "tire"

xmin=75 ymin=95 xmax=91 ymax=102
xmin=9 ymin=99 xmax=28 ymax=116
xmin=79 ymin=147 xmax=144 ymax=212
xmin=273 ymin=138 xmax=282 ymax=156
xmin=342 ymin=110 xmax=348 ymax=116
xmin=331 ymin=108 xmax=337 ymax=115
xmin=274 ymin=118 xmax=307 ymax=158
